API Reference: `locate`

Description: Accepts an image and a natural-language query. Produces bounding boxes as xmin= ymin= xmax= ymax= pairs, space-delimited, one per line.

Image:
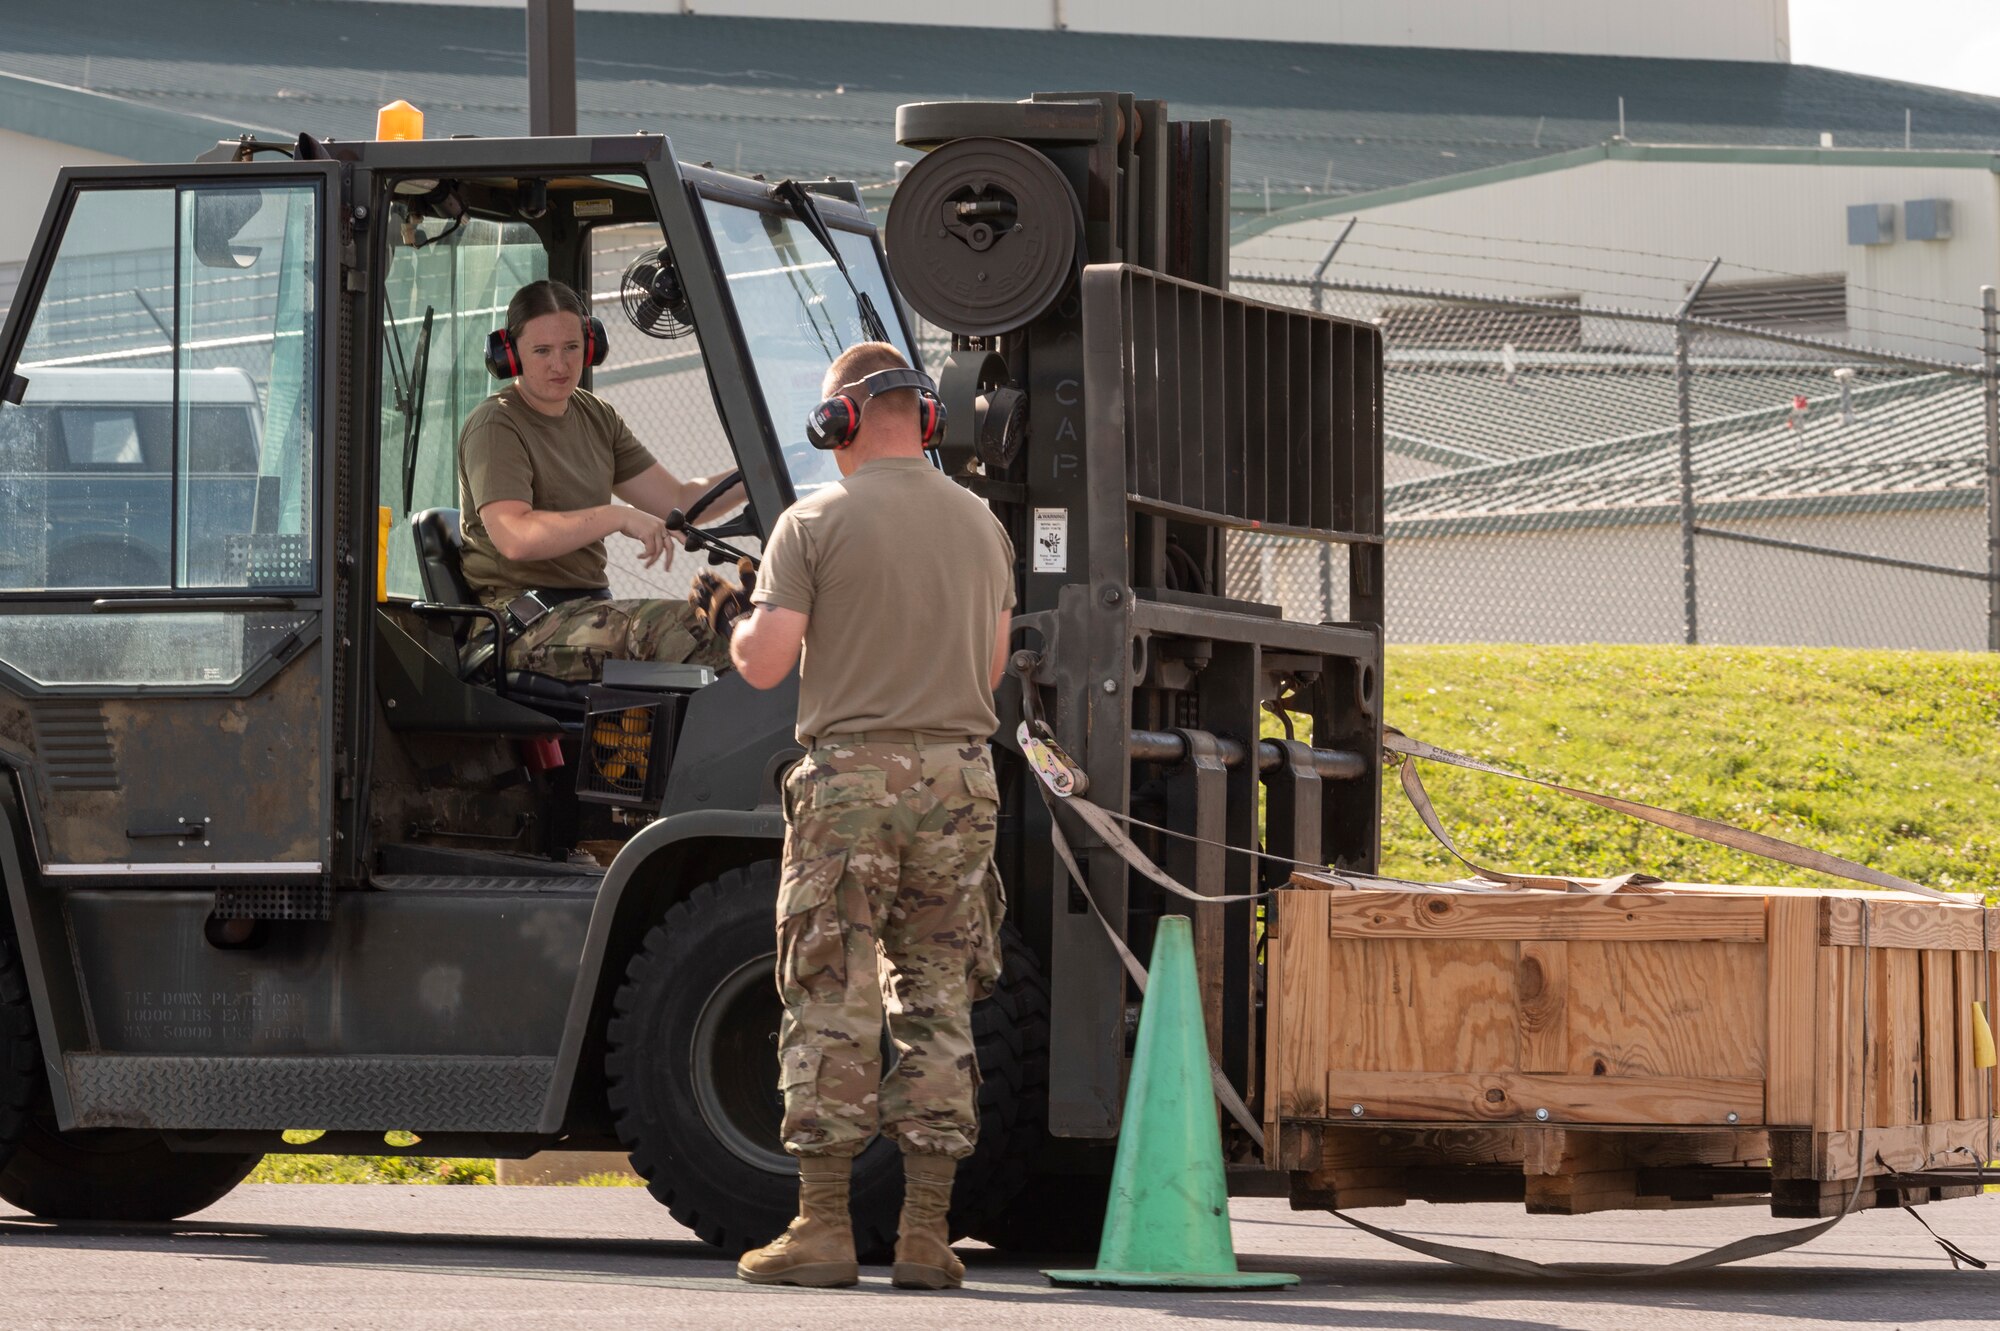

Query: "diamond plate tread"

xmin=66 ymin=1055 xmax=554 ymax=1132
xmin=368 ymin=875 xmax=601 ymax=895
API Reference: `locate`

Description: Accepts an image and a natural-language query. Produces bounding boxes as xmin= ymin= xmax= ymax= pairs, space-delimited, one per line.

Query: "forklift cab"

xmin=0 ymin=130 xmax=924 ymax=885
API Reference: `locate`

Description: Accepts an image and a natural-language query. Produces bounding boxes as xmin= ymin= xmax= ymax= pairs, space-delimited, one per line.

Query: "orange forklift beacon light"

xmin=376 ymin=100 xmax=424 ymax=142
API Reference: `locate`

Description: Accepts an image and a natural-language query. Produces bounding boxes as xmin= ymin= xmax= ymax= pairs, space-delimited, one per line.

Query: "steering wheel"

xmin=683 ymin=468 xmax=741 ymax=525
xmin=665 ymin=468 xmax=760 ymax=568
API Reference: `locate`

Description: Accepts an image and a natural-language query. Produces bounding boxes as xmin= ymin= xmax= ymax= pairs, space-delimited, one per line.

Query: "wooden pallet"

xmin=1264 ymin=879 xmax=1999 ymax=1217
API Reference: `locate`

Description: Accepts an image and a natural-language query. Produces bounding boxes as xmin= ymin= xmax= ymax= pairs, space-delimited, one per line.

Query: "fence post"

xmin=1984 ymin=285 xmax=1999 ymax=651
xmin=1674 ymin=257 xmax=1722 ymax=646
xmin=1309 ymin=218 xmax=1357 ymax=314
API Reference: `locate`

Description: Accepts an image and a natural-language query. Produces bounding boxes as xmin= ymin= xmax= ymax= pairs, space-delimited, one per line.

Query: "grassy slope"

xmin=1371 ymin=645 xmax=2000 ymax=899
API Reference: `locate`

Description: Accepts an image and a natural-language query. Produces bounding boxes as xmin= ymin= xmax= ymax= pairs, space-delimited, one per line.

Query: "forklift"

xmin=0 ymin=91 xmax=1382 ymax=1253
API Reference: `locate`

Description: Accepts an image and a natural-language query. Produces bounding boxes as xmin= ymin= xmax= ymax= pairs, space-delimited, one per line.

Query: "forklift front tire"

xmin=0 ymin=1114 xmax=262 ymax=1222
xmin=604 ymin=858 xmax=1048 ymax=1256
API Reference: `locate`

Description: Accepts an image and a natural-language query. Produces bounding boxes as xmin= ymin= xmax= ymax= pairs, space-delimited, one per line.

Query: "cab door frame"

xmin=0 ymin=158 xmax=346 ymax=1125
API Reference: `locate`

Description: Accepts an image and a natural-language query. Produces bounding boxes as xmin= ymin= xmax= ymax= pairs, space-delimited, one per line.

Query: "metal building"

xmin=4 ymin=1 xmax=1999 ymax=312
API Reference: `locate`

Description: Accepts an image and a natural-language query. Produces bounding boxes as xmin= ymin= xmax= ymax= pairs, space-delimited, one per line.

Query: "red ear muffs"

xmin=486 ymin=316 xmax=611 ymax=380
xmin=806 ymin=393 xmax=863 ymax=450
xmin=805 ymin=367 xmax=947 ymax=449
xmin=485 ymin=328 xmax=521 ymax=380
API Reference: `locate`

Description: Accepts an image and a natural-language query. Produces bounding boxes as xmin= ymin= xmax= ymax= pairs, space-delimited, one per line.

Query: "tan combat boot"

xmin=736 ymin=1156 xmax=859 ymax=1287
xmin=892 ymin=1153 xmax=965 ymax=1290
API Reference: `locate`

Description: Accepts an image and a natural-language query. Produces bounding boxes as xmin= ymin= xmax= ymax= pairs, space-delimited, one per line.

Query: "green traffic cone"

xmin=1045 ymin=915 xmax=1298 ymax=1290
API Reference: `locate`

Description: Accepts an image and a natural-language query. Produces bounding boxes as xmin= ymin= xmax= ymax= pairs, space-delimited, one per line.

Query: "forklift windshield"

xmin=700 ymin=196 xmax=916 ymax=498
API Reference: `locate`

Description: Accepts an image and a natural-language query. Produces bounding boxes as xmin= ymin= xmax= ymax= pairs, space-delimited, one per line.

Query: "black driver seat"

xmin=410 ymin=507 xmax=592 ymax=716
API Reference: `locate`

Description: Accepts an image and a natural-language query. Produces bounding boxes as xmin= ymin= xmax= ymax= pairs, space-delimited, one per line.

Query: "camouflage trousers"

xmin=775 ymin=738 xmax=1006 ymax=1161
xmin=503 ymin=596 xmax=732 ymax=681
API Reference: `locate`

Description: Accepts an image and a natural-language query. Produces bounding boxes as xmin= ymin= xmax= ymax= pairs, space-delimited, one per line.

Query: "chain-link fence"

xmin=10 ymin=220 xmax=1994 ymax=651
xmin=1229 ymin=270 xmax=2000 ymax=650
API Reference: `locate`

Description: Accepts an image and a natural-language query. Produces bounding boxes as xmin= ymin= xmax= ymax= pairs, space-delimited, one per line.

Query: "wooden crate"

xmin=1264 ymin=882 xmax=2000 ymax=1217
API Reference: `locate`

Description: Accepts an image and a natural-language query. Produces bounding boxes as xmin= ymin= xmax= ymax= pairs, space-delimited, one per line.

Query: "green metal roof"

xmin=5 ymin=2 xmax=2000 ymax=210
xmin=1383 ymin=367 xmax=1986 ymax=538
xmin=1380 ymin=353 xmax=1932 ymax=467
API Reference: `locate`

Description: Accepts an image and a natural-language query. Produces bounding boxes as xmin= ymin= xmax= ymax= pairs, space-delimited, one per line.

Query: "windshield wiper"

xmin=771 ymin=179 xmax=892 ymax=346
xmin=383 ymin=292 xmax=436 ymax=511
xmin=401 ymin=307 xmax=435 ymax=512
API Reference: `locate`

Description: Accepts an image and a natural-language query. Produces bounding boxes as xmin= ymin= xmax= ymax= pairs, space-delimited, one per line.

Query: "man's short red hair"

xmin=822 ymin=342 xmax=919 ymax=425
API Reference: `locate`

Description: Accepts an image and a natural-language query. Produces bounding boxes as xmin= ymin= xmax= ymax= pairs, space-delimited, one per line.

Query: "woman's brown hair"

xmin=505 ymin=279 xmax=589 ymax=341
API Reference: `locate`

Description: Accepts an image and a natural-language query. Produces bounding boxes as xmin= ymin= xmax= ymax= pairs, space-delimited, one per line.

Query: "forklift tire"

xmin=968 ymin=1167 xmax=1113 ymax=1255
xmin=0 ymin=1114 xmax=261 ymax=1222
xmin=0 ymin=922 xmax=36 ymax=1176
xmin=605 ymin=860 xmax=1049 ymax=1256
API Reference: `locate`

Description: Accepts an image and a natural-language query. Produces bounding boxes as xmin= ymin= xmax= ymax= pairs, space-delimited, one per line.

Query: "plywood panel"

xmin=1325 ymin=937 xmax=1518 ymax=1074
xmin=1820 ymin=898 xmax=1994 ymax=951
xmin=1953 ymin=950 xmax=1982 ymax=1122
xmin=1812 ymin=945 xmax=1860 ymax=1132
xmin=1321 ymin=1126 xmax=1524 ymax=1169
xmin=1517 ymin=940 xmax=1568 ymax=1074
xmin=1869 ymin=949 xmax=1922 ymax=1129
xmin=1919 ymin=950 xmax=1957 ymax=1125
xmin=1765 ymin=896 xmax=1818 ymax=1125
xmin=1329 ymin=1071 xmax=1762 ymax=1126
xmin=1808 ymin=1116 xmax=2000 ymax=1181
xmin=1988 ymin=948 xmax=2000 ymax=1116
xmin=1567 ymin=941 xmax=1767 ymax=1080
xmin=1262 ymin=894 xmax=1286 ymax=1156
xmin=1273 ymin=890 xmax=1331 ymax=1120
xmin=1324 ymin=891 xmax=1764 ymax=942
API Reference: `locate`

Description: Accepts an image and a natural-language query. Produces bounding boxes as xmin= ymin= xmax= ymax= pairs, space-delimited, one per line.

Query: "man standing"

xmin=458 ymin=279 xmax=737 ymax=679
xmin=711 ymin=342 xmax=1013 ymax=1290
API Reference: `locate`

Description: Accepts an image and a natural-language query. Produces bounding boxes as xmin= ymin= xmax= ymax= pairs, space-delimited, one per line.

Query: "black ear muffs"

xmin=805 ymin=366 xmax=947 ymax=449
xmin=486 ymin=315 xmax=611 ymax=380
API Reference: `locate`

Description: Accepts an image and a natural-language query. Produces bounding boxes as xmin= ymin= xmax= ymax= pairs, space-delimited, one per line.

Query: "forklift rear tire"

xmin=0 ymin=922 xmax=37 ymax=1176
xmin=0 ymin=1114 xmax=261 ymax=1222
xmin=605 ymin=860 xmax=1049 ymax=1256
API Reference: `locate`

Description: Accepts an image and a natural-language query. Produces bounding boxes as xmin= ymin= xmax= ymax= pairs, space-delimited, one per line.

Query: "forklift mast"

xmin=885 ymin=94 xmax=1385 ymax=1138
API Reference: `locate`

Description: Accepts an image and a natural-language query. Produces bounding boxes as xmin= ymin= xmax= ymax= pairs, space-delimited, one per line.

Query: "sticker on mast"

xmin=1032 ymin=508 xmax=1068 ymax=574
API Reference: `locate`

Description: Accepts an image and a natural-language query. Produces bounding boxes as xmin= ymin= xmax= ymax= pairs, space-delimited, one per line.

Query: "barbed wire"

xmin=1236 ymin=269 xmax=1987 ymax=357
xmin=1332 ymin=238 xmax=1703 ymax=292
xmin=1251 ymin=245 xmax=1983 ymax=339
xmin=1249 ymin=218 xmax=1990 ymax=317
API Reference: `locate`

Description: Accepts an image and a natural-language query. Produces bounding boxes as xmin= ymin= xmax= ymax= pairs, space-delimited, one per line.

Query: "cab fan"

xmin=621 ymin=247 xmax=695 ymax=340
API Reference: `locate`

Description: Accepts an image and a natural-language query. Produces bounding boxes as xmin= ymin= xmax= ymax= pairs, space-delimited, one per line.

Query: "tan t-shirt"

xmin=456 ymin=388 xmax=655 ymax=604
xmin=753 ymin=457 xmax=1017 ymax=744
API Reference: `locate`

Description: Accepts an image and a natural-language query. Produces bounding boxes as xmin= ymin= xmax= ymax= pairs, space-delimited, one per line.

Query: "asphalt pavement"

xmin=1 ymin=1185 xmax=1996 ymax=1329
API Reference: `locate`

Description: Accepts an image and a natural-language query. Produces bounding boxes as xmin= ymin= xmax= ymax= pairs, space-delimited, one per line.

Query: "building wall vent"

xmin=1690 ymin=274 xmax=1846 ymax=331
xmin=1846 ymin=202 xmax=1894 ymax=246
xmin=1905 ymin=199 xmax=1953 ymax=241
